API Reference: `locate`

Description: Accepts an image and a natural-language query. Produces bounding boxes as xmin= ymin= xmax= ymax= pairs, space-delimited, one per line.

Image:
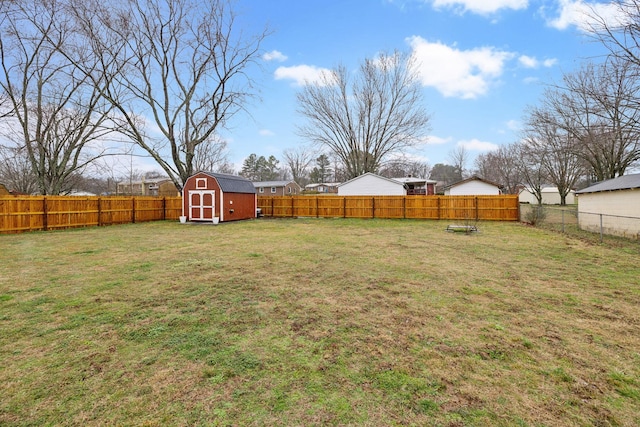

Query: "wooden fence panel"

xmin=345 ymin=197 xmax=374 ymax=218
xmin=0 ymin=196 xmax=187 ymax=234
xmin=257 ymin=195 xmax=519 ymax=221
xmin=45 ymin=197 xmax=100 ymax=230
xmin=317 ymin=196 xmax=345 ymax=218
xmin=405 ymin=196 xmax=439 ymax=219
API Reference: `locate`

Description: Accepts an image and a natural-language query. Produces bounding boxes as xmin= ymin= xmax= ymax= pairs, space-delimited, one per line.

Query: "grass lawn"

xmin=1 ymin=218 xmax=639 ymax=426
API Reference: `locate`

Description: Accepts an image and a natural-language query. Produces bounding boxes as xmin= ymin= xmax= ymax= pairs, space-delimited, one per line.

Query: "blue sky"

xmin=144 ymin=0 xmax=620 ymax=175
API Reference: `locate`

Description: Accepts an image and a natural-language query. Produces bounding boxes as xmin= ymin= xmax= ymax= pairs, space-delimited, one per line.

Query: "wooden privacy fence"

xmin=0 ymin=196 xmax=182 ymax=234
xmin=258 ymin=195 xmax=520 ymax=221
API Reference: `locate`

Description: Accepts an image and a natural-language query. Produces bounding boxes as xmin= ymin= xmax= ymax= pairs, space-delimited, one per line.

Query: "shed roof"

xmin=576 ymin=173 xmax=640 ymax=194
xmin=198 ymin=171 xmax=256 ymax=194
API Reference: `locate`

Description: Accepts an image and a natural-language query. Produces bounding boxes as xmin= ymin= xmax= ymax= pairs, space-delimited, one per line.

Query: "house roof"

xmin=576 ymin=173 xmax=640 ymax=194
xmin=338 ymin=172 xmax=404 ymax=188
xmin=253 ymin=180 xmax=298 ymax=188
xmin=392 ymin=177 xmax=437 ymax=185
xmin=198 ymin=171 xmax=256 ymax=194
xmin=445 ymin=175 xmax=502 ymax=190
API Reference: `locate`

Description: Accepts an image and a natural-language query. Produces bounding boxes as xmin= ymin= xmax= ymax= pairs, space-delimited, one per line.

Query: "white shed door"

xmin=189 ymin=190 xmax=215 ymax=221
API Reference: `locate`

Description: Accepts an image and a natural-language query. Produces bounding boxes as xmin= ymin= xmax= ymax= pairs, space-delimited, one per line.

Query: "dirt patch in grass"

xmin=1 ymin=219 xmax=639 ymax=426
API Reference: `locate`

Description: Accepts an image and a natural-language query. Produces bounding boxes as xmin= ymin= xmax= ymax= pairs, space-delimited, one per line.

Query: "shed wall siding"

xmin=447 ymin=181 xmax=499 ymax=196
xmin=578 ymin=190 xmax=640 ymax=238
xmin=338 ymin=175 xmax=405 ymax=196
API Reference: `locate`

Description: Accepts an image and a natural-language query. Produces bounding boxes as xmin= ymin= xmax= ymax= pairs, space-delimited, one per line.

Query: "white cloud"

xmin=427 ymin=135 xmax=453 ymax=145
xmin=458 ymin=139 xmax=499 ymax=151
xmin=545 ymin=0 xmax=623 ymax=32
xmin=259 ymin=129 xmax=275 ymax=137
xmin=518 ymin=55 xmax=557 ymax=69
xmin=407 ymin=36 xmax=513 ymax=99
xmin=431 ymin=0 xmax=528 ymax=15
xmin=263 ymin=50 xmax=288 ymax=62
xmin=274 ymin=65 xmax=333 ymax=86
xmin=506 ymin=119 xmax=520 ymax=131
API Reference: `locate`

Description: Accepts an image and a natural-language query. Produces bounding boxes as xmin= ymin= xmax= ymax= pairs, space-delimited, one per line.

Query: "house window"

xmin=259 ymin=187 xmax=264 ymax=193
xmin=288 ymin=187 xmax=292 ymax=194
xmin=271 ymin=187 xmax=276 ymax=193
xmin=195 ymin=178 xmax=207 ymax=189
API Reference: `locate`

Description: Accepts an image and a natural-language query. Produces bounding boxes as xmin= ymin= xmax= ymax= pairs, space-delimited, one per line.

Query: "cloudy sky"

xmin=185 ymin=0 xmax=618 ymax=174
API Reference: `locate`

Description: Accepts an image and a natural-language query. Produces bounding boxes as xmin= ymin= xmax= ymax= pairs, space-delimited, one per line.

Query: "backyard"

xmin=0 ymin=218 xmax=639 ymax=426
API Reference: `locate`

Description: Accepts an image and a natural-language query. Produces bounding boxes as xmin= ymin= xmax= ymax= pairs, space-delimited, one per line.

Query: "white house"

xmin=338 ymin=173 xmax=407 ymax=196
xmin=444 ymin=176 xmax=502 ymax=196
xmin=575 ymin=174 xmax=640 ymax=239
xmin=519 ymin=186 xmax=576 ymax=205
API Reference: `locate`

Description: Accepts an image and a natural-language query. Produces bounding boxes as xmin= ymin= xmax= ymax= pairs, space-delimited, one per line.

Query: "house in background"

xmin=444 ymin=176 xmax=502 ymax=196
xmin=117 ymin=177 xmax=179 ymax=196
xmin=519 ymin=186 xmax=576 ymax=205
xmin=304 ymin=182 xmax=340 ymax=194
xmin=393 ymin=176 xmax=437 ymax=195
xmin=182 ymin=171 xmax=256 ymax=223
xmin=253 ymin=180 xmax=301 ymax=196
xmin=575 ymin=173 xmax=640 ymax=239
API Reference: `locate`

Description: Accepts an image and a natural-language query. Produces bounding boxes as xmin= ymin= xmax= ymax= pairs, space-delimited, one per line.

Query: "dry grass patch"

xmin=1 ymin=218 xmax=639 ymax=426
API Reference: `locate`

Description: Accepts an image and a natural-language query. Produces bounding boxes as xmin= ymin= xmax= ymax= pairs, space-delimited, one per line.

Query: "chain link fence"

xmin=519 ymin=203 xmax=640 ymax=243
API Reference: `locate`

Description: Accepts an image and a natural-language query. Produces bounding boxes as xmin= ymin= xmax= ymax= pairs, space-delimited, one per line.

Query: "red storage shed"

xmin=182 ymin=172 xmax=257 ymax=223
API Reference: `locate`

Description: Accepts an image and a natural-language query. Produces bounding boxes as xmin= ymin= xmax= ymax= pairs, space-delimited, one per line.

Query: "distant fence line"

xmin=257 ymin=195 xmax=520 ymax=221
xmin=0 ymin=196 xmax=182 ymax=234
xmin=520 ymin=204 xmax=640 ymax=241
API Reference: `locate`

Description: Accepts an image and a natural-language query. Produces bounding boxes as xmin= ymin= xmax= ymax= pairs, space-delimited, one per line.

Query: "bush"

xmin=525 ymin=205 xmax=547 ymax=226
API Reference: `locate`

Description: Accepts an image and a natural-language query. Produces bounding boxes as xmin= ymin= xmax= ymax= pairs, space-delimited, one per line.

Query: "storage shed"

xmin=182 ymin=172 xmax=256 ymax=223
xmin=575 ymin=173 xmax=640 ymax=239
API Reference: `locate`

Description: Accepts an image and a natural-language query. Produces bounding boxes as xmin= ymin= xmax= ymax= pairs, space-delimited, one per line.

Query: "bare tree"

xmin=473 ymin=145 xmax=521 ymax=194
xmin=0 ymin=0 xmax=122 ymax=194
xmin=0 ymin=145 xmax=38 ymax=194
xmin=192 ymin=135 xmax=231 ymax=173
xmin=587 ymin=1 xmax=640 ymax=66
xmin=448 ymin=145 xmax=470 ymax=180
xmin=523 ymin=108 xmax=586 ymax=205
xmin=282 ymin=146 xmax=314 ymax=186
xmin=71 ymin=0 xmax=268 ymax=190
xmin=541 ymin=60 xmax=640 ymax=181
xmin=296 ymin=51 xmax=431 ymax=179
xmin=514 ymin=140 xmax=549 ymax=205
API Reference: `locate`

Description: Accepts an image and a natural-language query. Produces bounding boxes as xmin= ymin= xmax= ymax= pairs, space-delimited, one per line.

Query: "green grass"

xmin=1 ymin=218 xmax=639 ymax=426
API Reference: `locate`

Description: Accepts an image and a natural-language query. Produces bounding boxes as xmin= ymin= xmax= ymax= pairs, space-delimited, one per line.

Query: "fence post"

xmin=291 ymin=196 xmax=295 ymax=218
xmin=600 ymin=214 xmax=603 ymax=243
xmin=372 ymin=197 xmax=375 ymax=218
xmin=42 ymin=196 xmax=48 ymax=231
xmin=132 ymin=197 xmax=136 ymax=224
xmin=403 ymin=196 xmax=406 ymax=219
xmin=343 ymin=197 xmax=346 ymax=218
xmin=98 ymin=197 xmax=102 ymax=227
xmin=162 ymin=197 xmax=166 ymax=220
xmin=475 ymin=196 xmax=479 ymax=221
xmin=316 ymin=196 xmax=319 ymax=218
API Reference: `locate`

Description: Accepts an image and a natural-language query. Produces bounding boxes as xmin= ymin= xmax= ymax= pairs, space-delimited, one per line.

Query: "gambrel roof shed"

xmin=182 ymin=171 xmax=256 ymax=223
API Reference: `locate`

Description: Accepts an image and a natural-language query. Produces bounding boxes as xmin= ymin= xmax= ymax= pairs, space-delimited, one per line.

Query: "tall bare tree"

xmin=523 ymin=108 xmax=586 ymax=205
xmin=513 ymin=140 xmax=549 ymax=205
xmin=475 ymin=144 xmax=522 ymax=194
xmin=448 ymin=145 xmax=470 ymax=181
xmin=192 ymin=135 xmax=231 ymax=173
xmin=282 ymin=146 xmax=314 ymax=186
xmin=0 ymin=0 xmax=121 ymax=194
xmin=296 ymin=51 xmax=431 ymax=179
xmin=0 ymin=145 xmax=38 ymax=194
xmin=542 ymin=60 xmax=640 ymax=181
xmin=72 ymin=0 xmax=268 ymax=190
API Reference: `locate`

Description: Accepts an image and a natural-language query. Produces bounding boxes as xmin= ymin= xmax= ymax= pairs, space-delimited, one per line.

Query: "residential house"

xmin=117 ymin=177 xmax=179 ymax=196
xmin=253 ymin=180 xmax=302 ymax=196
